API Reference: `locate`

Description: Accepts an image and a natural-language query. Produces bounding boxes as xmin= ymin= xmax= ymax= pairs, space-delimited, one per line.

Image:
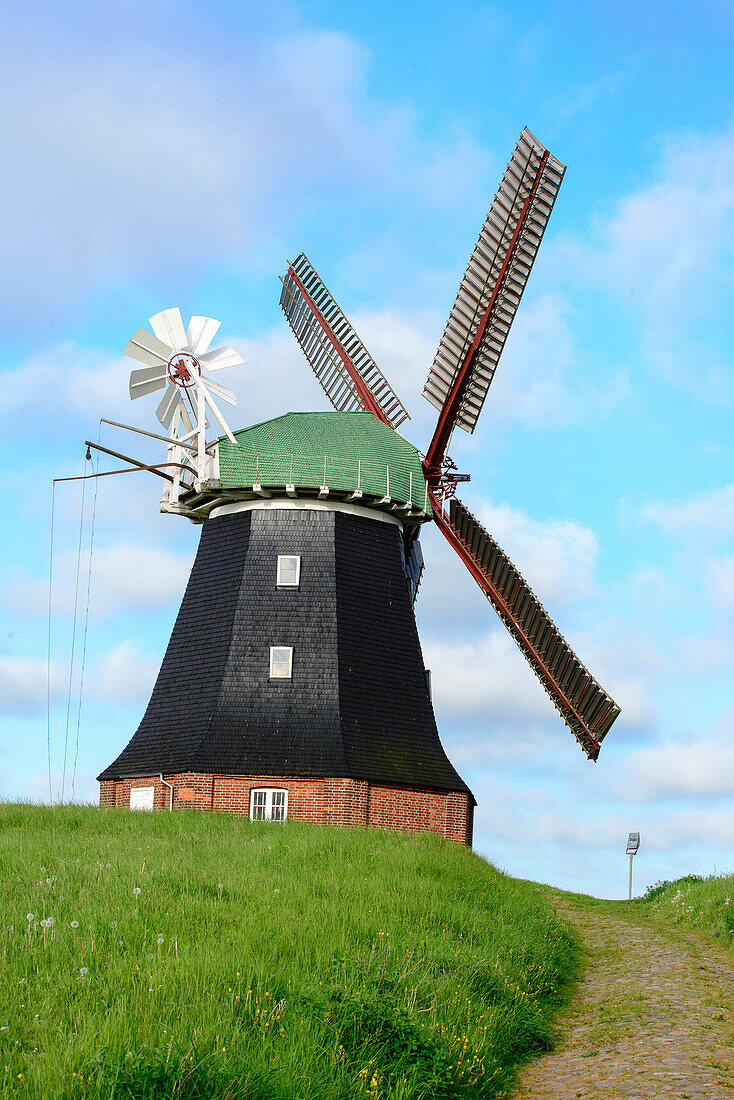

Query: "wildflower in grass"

xmin=133 ymin=887 xmax=141 ymax=896
xmin=40 ymin=919 xmax=50 ymax=928
xmin=26 ymin=914 xmax=34 ymax=922
xmin=157 ymin=934 xmax=164 ymax=945
xmin=273 ymin=888 xmax=280 ymax=895
xmin=70 ymin=921 xmax=79 ymax=929
xmin=79 ymin=967 xmax=88 ymax=978
xmin=218 ymin=883 xmax=223 ymax=890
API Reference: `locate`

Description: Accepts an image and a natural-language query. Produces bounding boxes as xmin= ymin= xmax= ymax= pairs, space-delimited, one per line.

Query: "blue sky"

xmin=2 ymin=0 xmax=733 ymax=897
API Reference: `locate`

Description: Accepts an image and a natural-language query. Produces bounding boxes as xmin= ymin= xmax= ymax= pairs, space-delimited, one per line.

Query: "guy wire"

xmin=46 ymin=484 xmax=55 ymax=804
xmin=60 ymin=455 xmax=88 ymax=803
xmin=72 ymin=422 xmax=101 ymax=801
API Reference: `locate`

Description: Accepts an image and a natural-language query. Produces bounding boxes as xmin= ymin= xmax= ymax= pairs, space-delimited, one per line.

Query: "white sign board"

xmin=130 ymin=786 xmax=155 ymax=811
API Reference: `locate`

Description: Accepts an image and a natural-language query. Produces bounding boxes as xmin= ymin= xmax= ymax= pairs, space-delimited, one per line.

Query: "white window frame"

xmin=130 ymin=786 xmax=155 ymax=811
xmin=249 ymin=787 xmax=288 ymax=822
xmin=269 ymin=646 xmax=293 ymax=679
xmin=276 ymin=555 xmax=301 ymax=588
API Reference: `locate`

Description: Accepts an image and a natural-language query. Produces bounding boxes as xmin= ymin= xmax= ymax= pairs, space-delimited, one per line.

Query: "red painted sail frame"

xmin=423 ymin=129 xmax=566 ymax=481
xmin=430 ymin=491 xmax=620 ymax=760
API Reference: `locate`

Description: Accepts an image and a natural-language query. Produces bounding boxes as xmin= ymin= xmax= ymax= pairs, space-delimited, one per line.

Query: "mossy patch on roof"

xmin=218 ymin=412 xmax=430 ymax=513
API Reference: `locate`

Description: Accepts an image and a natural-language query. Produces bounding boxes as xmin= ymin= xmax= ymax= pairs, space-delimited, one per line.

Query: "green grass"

xmin=0 ymin=805 xmax=578 ymax=1099
xmin=640 ymin=873 xmax=734 ymax=949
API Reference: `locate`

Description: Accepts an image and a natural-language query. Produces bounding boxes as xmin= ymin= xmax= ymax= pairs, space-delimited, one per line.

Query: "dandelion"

xmin=273 ymin=888 xmax=280 ymax=895
xmin=157 ymin=934 xmax=164 ymax=945
xmin=40 ymin=919 xmax=50 ymax=929
xmin=26 ymin=913 xmax=34 ymax=922
xmin=133 ymin=887 xmax=141 ymax=896
xmin=110 ymin=921 xmax=117 ymax=929
xmin=79 ymin=967 xmax=88 ymax=978
xmin=70 ymin=921 xmax=79 ymax=929
xmin=218 ymin=883 xmax=223 ymax=891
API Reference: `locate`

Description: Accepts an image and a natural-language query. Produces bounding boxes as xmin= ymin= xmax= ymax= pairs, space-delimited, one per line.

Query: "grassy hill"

xmin=641 ymin=873 xmax=734 ymax=949
xmin=0 ymin=805 xmax=577 ymax=1099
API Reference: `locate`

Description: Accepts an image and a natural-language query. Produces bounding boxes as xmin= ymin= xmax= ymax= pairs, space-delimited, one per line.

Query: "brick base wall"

xmin=99 ymin=773 xmax=473 ymax=846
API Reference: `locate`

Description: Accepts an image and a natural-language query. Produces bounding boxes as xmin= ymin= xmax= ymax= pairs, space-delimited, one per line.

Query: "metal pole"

xmin=628 ymin=854 xmax=633 ymax=900
xmin=197 ymin=380 xmax=206 ymax=483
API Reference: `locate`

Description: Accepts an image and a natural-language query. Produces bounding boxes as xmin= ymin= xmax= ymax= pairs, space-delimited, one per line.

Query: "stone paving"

xmin=510 ymin=897 xmax=734 ymax=1099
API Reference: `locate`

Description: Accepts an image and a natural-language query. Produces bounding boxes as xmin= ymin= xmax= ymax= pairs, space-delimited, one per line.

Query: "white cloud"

xmin=621 ymin=735 xmax=734 ymax=802
xmin=474 ymin=497 xmax=599 ymax=607
xmin=544 ymin=70 xmax=626 ymax=128
xmin=0 ymin=20 xmax=493 ymax=326
xmin=85 ymin=641 xmax=158 ymax=706
xmin=0 ymin=639 xmax=159 ymax=718
xmin=5 ymin=542 xmax=194 ymax=620
xmin=0 ymin=656 xmax=61 ymax=715
xmin=709 ymin=555 xmax=734 ymax=617
xmin=589 ymin=124 xmax=734 ymax=323
xmin=564 ymin=121 xmax=734 ymax=403
xmin=466 ymin=293 xmax=632 ymax=432
xmin=639 ymin=484 xmax=734 ymax=540
xmin=425 ymin=631 xmax=549 ymax=725
xmin=417 ymin=495 xmax=601 ymax=644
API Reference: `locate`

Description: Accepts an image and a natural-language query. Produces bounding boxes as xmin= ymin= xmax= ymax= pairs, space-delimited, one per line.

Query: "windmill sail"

xmin=280 ymin=253 xmax=409 ymax=430
xmin=423 ymin=129 xmax=565 ymax=459
xmin=435 ymin=495 xmax=619 ymax=760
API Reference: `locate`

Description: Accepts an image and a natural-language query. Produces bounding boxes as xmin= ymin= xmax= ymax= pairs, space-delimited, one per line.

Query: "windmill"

xmin=97 ymin=128 xmax=618 ymax=842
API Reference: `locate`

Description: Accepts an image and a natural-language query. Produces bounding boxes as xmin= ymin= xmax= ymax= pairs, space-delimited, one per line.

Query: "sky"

xmin=2 ymin=0 xmax=733 ymax=898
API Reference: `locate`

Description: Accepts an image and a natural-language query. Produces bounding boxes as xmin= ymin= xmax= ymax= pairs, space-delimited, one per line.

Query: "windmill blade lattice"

xmin=281 ymin=254 xmax=410 ymax=430
xmin=435 ymin=495 xmax=620 ymax=759
xmin=423 ymin=129 xmax=565 ymax=458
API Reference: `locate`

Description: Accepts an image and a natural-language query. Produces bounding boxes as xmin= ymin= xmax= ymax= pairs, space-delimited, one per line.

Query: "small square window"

xmin=249 ymin=788 xmax=288 ymax=822
xmin=277 ymin=555 xmax=301 ymax=587
xmin=269 ymin=646 xmax=293 ymax=679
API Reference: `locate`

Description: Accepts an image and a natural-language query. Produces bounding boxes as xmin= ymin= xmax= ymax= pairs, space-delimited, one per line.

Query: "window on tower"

xmin=269 ymin=646 xmax=293 ymax=679
xmin=250 ymin=788 xmax=288 ymax=822
xmin=277 ymin=555 xmax=301 ymax=587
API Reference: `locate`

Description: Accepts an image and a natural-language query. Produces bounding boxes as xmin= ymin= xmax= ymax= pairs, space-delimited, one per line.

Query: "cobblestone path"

xmin=511 ymin=897 xmax=734 ymax=1099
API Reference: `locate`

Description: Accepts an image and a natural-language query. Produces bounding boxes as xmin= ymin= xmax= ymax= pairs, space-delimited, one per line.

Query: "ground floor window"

xmin=250 ymin=787 xmax=288 ymax=822
xmin=130 ymin=786 xmax=155 ymax=810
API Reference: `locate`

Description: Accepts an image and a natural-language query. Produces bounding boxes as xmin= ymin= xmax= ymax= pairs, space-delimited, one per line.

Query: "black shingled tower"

xmin=99 ymin=506 xmax=470 ymax=797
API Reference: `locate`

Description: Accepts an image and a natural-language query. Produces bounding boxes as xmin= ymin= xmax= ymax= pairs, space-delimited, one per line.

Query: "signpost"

xmin=626 ymin=832 xmax=640 ymax=900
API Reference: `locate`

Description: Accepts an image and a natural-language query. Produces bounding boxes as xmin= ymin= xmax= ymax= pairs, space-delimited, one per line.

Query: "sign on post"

xmin=626 ymin=831 xmax=640 ymax=898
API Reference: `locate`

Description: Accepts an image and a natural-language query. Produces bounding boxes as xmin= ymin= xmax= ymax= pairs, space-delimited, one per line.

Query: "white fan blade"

xmin=195 ymin=375 xmax=238 ymax=445
xmin=156 ymin=384 xmax=183 ymax=429
xmin=124 ymin=328 xmax=171 ymax=367
xmin=204 ymin=377 xmax=237 ymax=407
xmin=198 ymin=345 xmax=244 ymax=371
xmin=172 ymin=401 xmax=194 ymax=436
xmin=150 ymin=308 xmax=187 ymax=352
xmin=129 ymin=365 xmax=167 ymax=400
xmin=187 ymin=316 xmax=221 ymax=355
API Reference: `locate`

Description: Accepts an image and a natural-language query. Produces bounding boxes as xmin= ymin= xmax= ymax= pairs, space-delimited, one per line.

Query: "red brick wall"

xmin=99 ymin=773 xmax=473 ymax=845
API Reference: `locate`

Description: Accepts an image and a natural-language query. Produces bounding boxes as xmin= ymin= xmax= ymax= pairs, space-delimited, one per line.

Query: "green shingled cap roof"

xmin=218 ymin=411 xmax=431 ymax=515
